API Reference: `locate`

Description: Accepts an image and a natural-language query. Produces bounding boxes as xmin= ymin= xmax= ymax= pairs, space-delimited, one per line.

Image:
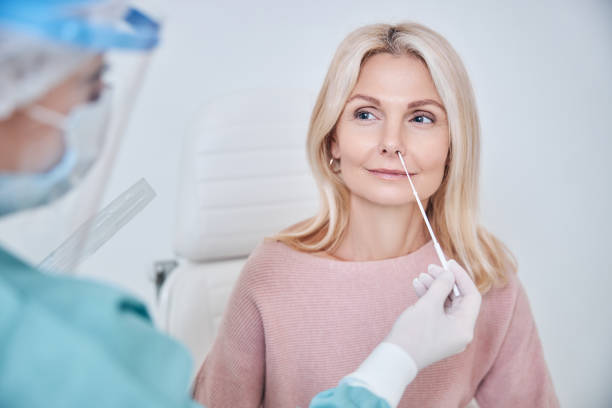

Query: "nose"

xmin=378 ymin=117 xmax=405 ymax=157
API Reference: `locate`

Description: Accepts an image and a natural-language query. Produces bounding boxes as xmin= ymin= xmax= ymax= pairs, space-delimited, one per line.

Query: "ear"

xmin=330 ymin=134 xmax=340 ymax=159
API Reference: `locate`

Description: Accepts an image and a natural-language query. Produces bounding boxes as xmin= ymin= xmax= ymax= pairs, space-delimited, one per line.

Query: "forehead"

xmin=352 ymin=53 xmax=441 ymax=103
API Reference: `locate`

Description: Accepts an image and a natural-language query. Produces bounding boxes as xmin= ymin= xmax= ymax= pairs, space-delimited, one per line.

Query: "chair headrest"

xmin=174 ymin=88 xmax=319 ymax=261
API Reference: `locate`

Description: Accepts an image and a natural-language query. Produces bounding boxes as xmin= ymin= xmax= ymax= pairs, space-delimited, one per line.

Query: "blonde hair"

xmin=274 ymin=22 xmax=515 ymax=293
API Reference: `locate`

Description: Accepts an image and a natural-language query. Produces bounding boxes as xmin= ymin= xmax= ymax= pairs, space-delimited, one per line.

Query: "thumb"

xmin=421 ymin=269 xmax=455 ymax=306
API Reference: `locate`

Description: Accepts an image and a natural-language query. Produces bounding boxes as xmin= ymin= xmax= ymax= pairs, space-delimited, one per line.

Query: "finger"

xmin=427 ymin=264 xmax=444 ymax=278
xmin=448 ymin=260 xmax=477 ymax=297
xmin=421 ymin=269 xmax=455 ymax=307
xmin=418 ymin=272 xmax=435 ymax=289
xmin=448 ymin=260 xmax=482 ymax=321
xmin=413 ymin=277 xmax=427 ymax=298
xmin=444 ymin=297 xmax=452 ymax=310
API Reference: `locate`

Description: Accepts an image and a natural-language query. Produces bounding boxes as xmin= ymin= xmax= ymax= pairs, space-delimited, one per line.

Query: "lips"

xmin=368 ymin=168 xmax=416 ymax=175
xmin=369 ymin=168 xmax=406 ymax=175
xmin=367 ymin=168 xmax=417 ymax=179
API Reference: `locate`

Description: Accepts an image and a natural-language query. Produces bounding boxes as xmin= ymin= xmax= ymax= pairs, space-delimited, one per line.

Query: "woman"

xmin=193 ymin=22 xmax=559 ymax=408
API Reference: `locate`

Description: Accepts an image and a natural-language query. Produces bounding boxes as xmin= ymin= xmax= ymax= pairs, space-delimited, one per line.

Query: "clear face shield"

xmin=0 ymin=1 xmax=161 ymax=274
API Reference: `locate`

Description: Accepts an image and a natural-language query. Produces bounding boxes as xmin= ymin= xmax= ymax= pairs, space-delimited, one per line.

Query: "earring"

xmin=329 ymin=158 xmax=334 ymax=167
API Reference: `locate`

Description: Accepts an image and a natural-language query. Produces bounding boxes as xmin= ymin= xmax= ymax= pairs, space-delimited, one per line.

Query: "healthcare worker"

xmin=0 ymin=1 xmax=482 ymax=407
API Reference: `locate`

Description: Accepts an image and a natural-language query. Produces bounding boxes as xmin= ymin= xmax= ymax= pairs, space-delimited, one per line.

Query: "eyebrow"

xmin=347 ymin=94 xmax=446 ymax=112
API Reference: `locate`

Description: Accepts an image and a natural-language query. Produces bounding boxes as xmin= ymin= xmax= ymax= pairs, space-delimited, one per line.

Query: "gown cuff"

xmin=341 ymin=342 xmax=418 ymax=408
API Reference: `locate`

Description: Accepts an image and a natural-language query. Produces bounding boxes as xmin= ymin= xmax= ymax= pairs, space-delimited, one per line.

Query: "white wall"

xmin=5 ymin=0 xmax=610 ymax=406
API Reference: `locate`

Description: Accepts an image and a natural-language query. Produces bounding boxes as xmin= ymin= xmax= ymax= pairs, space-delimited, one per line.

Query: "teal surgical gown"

xmin=0 ymin=246 xmax=200 ymax=408
xmin=0 ymin=245 xmax=393 ymax=408
xmin=311 ymin=383 xmax=391 ymax=408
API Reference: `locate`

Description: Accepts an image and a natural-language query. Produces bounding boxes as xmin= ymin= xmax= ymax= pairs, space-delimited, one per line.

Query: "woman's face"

xmin=332 ymin=53 xmax=450 ymax=207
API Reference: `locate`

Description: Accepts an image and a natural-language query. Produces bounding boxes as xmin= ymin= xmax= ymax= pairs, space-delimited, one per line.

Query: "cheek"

xmin=0 ymin=127 xmax=65 ymax=173
xmin=335 ymin=123 xmax=379 ymax=163
xmin=411 ymin=136 xmax=449 ymax=197
xmin=21 ymin=129 xmax=66 ymax=172
xmin=340 ymin=139 xmax=375 ymax=165
xmin=412 ymin=135 xmax=449 ymax=170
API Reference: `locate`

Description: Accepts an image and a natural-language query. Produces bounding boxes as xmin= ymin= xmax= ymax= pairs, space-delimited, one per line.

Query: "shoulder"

xmin=236 ymin=239 xmax=300 ymax=288
xmin=478 ymin=269 xmax=534 ymax=333
xmin=483 ymin=269 xmax=522 ymax=301
xmin=246 ymin=238 xmax=295 ymax=269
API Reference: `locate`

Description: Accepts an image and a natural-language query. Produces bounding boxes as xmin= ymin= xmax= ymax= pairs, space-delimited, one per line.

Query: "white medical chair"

xmin=157 ymin=88 xmax=319 ymax=374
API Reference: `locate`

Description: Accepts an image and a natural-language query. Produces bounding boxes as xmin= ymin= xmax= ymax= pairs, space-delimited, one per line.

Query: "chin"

xmin=344 ymin=175 xmax=441 ymax=207
xmin=353 ymin=187 xmax=418 ymax=207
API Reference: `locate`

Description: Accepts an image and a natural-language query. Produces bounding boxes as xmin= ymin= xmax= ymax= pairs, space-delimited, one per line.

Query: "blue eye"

xmin=355 ymin=110 xmax=376 ymax=120
xmin=412 ymin=115 xmax=433 ymax=124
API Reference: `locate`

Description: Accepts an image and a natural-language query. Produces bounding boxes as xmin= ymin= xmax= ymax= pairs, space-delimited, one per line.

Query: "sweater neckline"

xmin=272 ymin=239 xmax=435 ymax=268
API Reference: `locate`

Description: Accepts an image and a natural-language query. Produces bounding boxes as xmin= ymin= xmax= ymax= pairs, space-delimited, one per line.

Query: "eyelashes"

xmin=412 ymin=112 xmax=435 ymax=124
xmin=354 ymin=110 xmax=377 ymax=120
xmin=352 ymin=108 xmax=436 ymax=124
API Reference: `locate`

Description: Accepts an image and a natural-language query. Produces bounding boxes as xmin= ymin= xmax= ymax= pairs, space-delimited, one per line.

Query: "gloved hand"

xmin=385 ymin=260 xmax=482 ymax=370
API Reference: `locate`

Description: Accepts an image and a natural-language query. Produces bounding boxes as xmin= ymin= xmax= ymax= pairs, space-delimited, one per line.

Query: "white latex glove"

xmin=385 ymin=260 xmax=482 ymax=370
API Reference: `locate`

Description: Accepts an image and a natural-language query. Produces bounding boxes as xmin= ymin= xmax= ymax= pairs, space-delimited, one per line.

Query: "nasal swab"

xmin=396 ymin=151 xmax=461 ymax=297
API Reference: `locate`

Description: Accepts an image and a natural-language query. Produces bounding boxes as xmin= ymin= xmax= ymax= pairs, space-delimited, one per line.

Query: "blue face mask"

xmin=0 ymin=148 xmax=78 ymax=216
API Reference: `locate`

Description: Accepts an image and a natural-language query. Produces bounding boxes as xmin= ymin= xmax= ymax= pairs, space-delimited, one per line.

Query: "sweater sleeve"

xmin=192 ymin=263 xmax=265 ymax=408
xmin=475 ymin=281 xmax=559 ymax=407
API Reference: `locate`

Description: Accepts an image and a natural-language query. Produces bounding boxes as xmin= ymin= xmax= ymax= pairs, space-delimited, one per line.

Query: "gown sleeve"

xmin=0 ymin=249 xmax=201 ymax=408
xmin=310 ymin=383 xmax=391 ymax=408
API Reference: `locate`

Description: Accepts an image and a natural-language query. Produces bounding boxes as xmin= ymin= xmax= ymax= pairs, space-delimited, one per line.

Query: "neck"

xmin=332 ymin=195 xmax=430 ymax=261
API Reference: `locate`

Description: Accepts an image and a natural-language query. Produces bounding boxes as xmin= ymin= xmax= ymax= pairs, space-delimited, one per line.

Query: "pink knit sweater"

xmin=193 ymin=240 xmax=559 ymax=408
